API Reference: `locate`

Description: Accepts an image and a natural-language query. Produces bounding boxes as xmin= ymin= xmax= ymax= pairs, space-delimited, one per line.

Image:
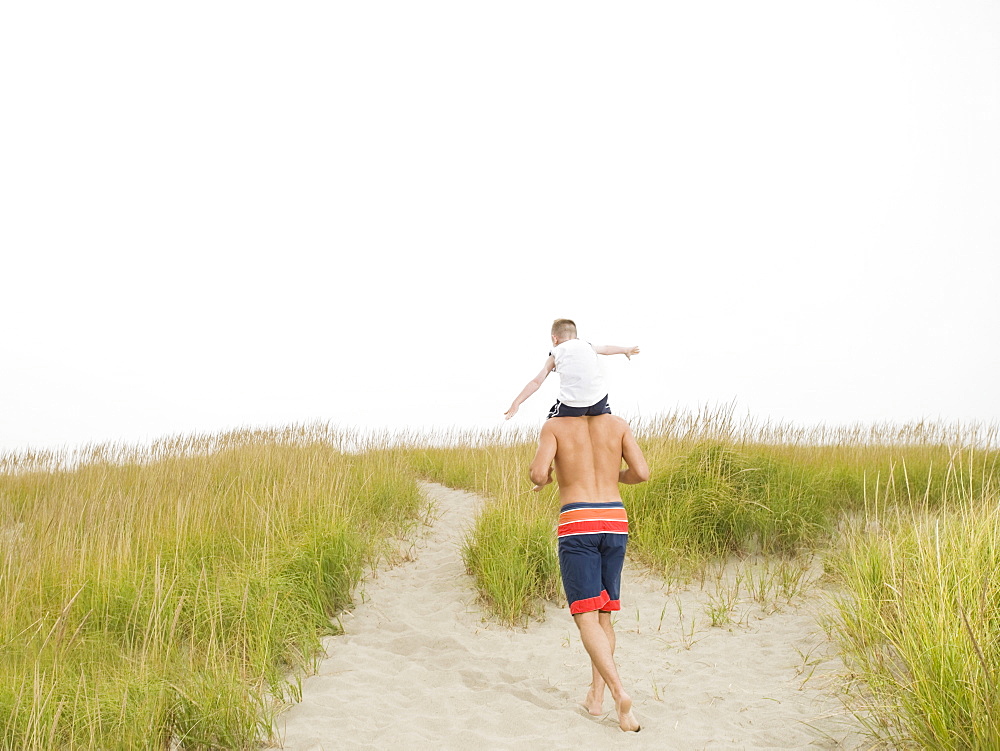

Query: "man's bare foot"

xmin=582 ymin=687 xmax=604 ymax=716
xmin=615 ymin=692 xmax=640 ymax=732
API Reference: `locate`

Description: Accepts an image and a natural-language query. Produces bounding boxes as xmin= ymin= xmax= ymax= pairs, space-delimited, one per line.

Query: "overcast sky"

xmin=2 ymin=1 xmax=998 ymax=453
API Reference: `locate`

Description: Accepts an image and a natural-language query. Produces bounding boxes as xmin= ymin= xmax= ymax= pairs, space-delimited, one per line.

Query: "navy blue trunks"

xmin=558 ymin=532 xmax=627 ymax=614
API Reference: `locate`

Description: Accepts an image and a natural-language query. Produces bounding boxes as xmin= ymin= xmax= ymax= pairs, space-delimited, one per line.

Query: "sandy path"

xmin=273 ymin=483 xmax=869 ymax=750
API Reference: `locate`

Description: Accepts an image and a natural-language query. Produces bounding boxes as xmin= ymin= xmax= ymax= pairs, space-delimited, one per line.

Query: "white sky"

xmin=2 ymin=1 xmax=998 ymax=452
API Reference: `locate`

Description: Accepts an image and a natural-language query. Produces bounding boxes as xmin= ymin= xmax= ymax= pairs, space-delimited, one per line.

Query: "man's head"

xmin=551 ymin=318 xmax=577 ymax=345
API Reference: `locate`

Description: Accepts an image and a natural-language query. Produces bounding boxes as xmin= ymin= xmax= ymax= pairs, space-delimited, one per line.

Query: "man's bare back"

xmin=529 ymin=414 xmax=649 ymax=503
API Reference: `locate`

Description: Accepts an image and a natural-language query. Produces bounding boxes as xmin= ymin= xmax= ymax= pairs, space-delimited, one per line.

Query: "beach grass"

xmin=415 ymin=409 xmax=1000 ymax=747
xmin=624 ymin=408 xmax=998 ymax=574
xmin=4 ymin=411 xmax=1000 ymax=748
xmin=415 ymin=409 xmax=998 ymax=625
xmin=825 ymin=479 xmax=1000 ymax=748
xmin=404 ymin=428 xmax=561 ymax=624
xmin=0 ymin=425 xmax=422 ymax=750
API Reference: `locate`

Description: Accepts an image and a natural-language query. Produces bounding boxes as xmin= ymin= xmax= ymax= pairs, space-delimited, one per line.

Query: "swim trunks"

xmin=547 ymin=394 xmax=611 ymax=420
xmin=557 ymin=501 xmax=629 ymax=614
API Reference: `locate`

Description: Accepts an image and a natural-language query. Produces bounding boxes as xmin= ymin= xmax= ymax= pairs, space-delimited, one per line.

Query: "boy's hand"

xmin=504 ymin=405 xmax=518 ymax=420
xmin=625 ymin=346 xmax=640 ymax=360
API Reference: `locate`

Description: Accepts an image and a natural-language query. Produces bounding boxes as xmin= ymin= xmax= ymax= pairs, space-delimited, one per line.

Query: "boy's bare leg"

xmin=583 ymin=611 xmax=616 ymax=715
xmin=574 ymin=611 xmax=640 ymax=731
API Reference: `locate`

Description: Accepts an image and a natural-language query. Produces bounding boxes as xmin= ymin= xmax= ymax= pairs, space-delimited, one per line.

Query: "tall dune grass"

xmin=413 ymin=408 xmax=1000 ymax=626
xmin=625 ymin=408 xmax=999 ymax=574
xmin=0 ymin=425 xmax=422 ymax=750
xmin=417 ymin=409 xmax=1000 ymax=745
xmin=406 ymin=428 xmax=561 ymax=624
xmin=6 ymin=410 xmax=1000 ymax=747
xmin=825 ymin=482 xmax=1000 ymax=748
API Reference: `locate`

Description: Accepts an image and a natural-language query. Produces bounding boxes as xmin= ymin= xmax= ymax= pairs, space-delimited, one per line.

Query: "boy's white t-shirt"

xmin=551 ymin=338 xmax=607 ymax=407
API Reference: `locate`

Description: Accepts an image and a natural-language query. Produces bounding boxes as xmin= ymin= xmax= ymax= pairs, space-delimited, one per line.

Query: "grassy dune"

xmin=827 ymin=486 xmax=1000 ymax=747
xmin=414 ymin=410 xmax=1000 ymax=748
xmin=405 ymin=427 xmax=560 ymax=624
xmin=3 ymin=413 xmax=999 ymax=748
xmin=414 ymin=410 xmax=999 ymax=619
xmin=0 ymin=426 xmax=421 ymax=750
xmin=625 ymin=411 xmax=998 ymax=572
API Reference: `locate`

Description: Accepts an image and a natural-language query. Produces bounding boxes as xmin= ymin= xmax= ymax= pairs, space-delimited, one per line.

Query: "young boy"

xmin=504 ymin=318 xmax=639 ymax=420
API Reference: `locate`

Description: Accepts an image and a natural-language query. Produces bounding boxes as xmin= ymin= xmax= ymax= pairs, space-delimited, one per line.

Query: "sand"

xmin=272 ymin=483 xmax=870 ymax=750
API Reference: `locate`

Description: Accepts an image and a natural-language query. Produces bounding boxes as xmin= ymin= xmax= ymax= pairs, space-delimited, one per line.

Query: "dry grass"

xmin=0 ymin=424 xmax=422 ymax=750
xmin=3 ymin=409 xmax=998 ymax=748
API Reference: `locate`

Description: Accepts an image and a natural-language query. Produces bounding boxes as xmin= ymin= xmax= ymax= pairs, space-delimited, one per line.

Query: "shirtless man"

xmin=529 ymin=414 xmax=649 ymax=732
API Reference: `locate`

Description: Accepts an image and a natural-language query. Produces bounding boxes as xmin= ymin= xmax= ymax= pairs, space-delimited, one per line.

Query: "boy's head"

xmin=551 ymin=318 xmax=577 ymax=345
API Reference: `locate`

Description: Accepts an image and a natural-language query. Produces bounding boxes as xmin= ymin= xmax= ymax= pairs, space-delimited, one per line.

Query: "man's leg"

xmin=560 ymin=532 xmax=638 ymax=731
xmin=574 ymin=611 xmax=640 ymax=732
xmin=583 ymin=611 xmax=615 ymax=715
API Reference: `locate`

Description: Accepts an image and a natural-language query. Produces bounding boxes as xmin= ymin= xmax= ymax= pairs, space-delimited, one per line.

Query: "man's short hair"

xmin=551 ymin=318 xmax=577 ymax=340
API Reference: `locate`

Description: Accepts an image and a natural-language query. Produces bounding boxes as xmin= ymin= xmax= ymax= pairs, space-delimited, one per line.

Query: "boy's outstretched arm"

xmin=504 ymin=356 xmax=555 ymax=419
xmin=594 ymin=344 xmax=640 ymax=360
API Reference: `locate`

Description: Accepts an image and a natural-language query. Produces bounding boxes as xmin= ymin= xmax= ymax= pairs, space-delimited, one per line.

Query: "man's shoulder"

xmin=588 ymin=412 xmax=627 ymax=425
xmin=546 ymin=414 xmax=629 ymax=436
xmin=597 ymin=414 xmax=630 ymax=434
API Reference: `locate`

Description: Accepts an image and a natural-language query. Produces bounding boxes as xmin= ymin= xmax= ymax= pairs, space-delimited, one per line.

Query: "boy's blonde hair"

xmin=551 ymin=318 xmax=577 ymax=341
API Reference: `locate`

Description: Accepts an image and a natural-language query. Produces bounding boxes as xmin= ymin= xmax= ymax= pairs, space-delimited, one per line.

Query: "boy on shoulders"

xmin=504 ymin=318 xmax=639 ymax=420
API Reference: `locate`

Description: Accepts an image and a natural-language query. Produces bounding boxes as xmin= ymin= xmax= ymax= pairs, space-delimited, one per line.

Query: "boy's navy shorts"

xmin=547 ymin=394 xmax=611 ymax=419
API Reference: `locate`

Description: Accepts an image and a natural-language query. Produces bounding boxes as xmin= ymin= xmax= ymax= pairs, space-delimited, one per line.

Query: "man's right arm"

xmin=619 ymin=424 xmax=650 ymax=484
xmin=529 ymin=422 xmax=558 ymax=490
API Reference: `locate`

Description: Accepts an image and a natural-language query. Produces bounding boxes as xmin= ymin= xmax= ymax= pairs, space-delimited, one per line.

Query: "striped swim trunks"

xmin=557 ymin=500 xmax=629 ymax=538
xmin=557 ymin=501 xmax=629 ymax=615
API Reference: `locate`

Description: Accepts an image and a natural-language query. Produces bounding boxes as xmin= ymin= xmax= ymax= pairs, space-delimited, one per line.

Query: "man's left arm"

xmin=619 ymin=424 xmax=650 ymax=485
xmin=529 ymin=423 xmax=557 ymax=491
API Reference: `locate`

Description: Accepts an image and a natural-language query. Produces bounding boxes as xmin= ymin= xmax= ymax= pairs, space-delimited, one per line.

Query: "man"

xmin=529 ymin=413 xmax=649 ymax=732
